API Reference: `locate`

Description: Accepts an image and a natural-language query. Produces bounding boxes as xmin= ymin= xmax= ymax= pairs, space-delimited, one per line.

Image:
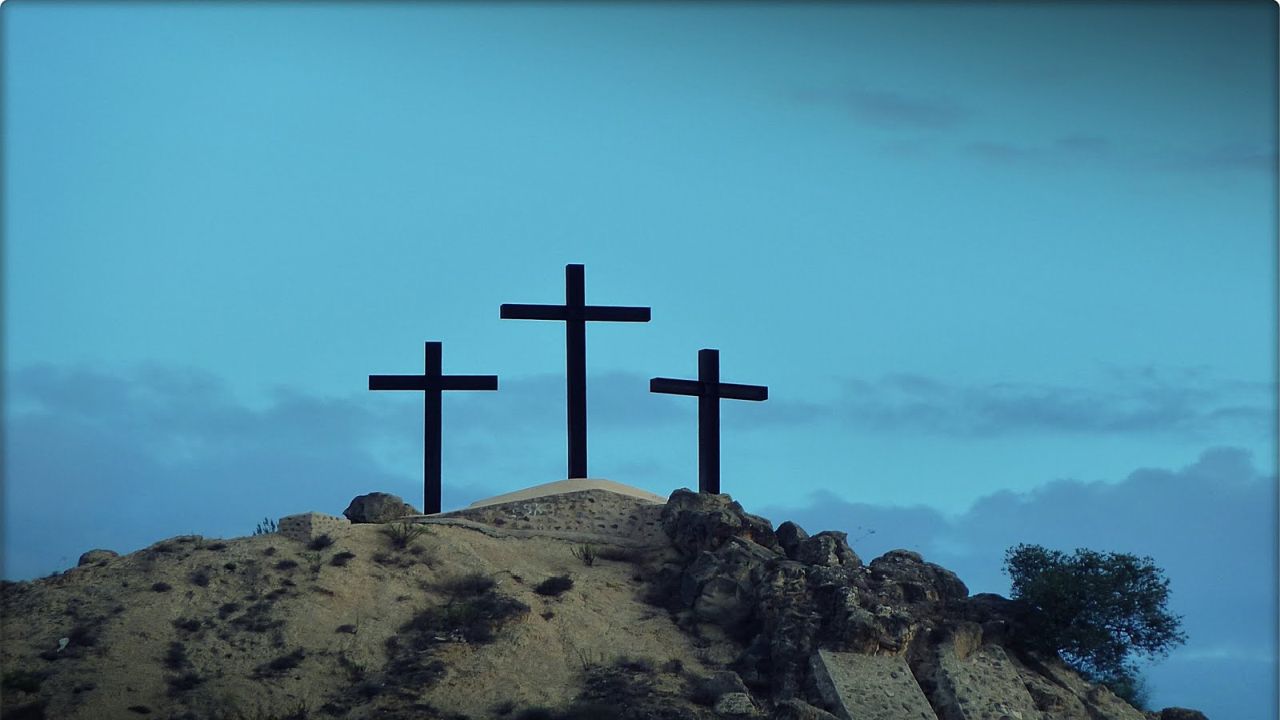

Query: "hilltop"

xmin=0 ymin=483 xmax=1208 ymax=720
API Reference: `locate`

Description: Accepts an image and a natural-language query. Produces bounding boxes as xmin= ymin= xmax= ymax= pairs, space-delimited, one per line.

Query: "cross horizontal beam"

xmin=648 ymin=378 xmax=768 ymax=401
xmin=369 ymin=375 xmax=498 ymax=391
xmin=500 ymin=304 xmax=650 ymax=322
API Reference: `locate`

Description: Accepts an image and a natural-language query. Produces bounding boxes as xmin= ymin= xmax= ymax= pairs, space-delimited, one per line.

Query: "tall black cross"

xmin=650 ymin=349 xmax=767 ymax=495
xmin=369 ymin=341 xmax=497 ymax=515
xmin=500 ymin=263 xmax=650 ymax=479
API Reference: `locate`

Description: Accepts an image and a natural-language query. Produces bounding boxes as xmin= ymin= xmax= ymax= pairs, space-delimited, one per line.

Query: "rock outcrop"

xmin=75 ymin=549 xmax=118 ymax=566
xmin=341 ymin=491 xmax=419 ymax=523
xmin=654 ymin=487 xmax=1200 ymax=720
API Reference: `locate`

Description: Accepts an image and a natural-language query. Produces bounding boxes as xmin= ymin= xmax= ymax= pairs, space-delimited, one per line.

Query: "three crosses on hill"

xmin=369 ymin=264 xmax=767 ymax=514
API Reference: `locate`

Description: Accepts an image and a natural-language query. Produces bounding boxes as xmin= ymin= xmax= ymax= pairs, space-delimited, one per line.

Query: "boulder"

xmin=868 ymin=549 xmax=968 ymax=603
xmin=772 ymin=698 xmax=840 ymax=720
xmin=714 ymin=692 xmax=758 ymax=717
xmin=342 ymin=492 xmax=420 ymax=524
xmin=696 ymin=670 xmax=751 ymax=702
xmin=77 ymin=549 xmax=118 ymax=566
xmin=776 ymin=521 xmax=809 ymax=561
xmin=661 ymin=489 xmax=780 ymax=557
xmin=794 ymin=531 xmax=861 ymax=569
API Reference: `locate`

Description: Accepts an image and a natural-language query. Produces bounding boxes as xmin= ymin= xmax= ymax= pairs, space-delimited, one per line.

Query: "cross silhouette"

xmin=500 ymin=264 xmax=650 ymax=478
xmin=650 ymin=348 xmax=767 ymax=494
xmin=369 ymin=341 xmax=497 ymax=514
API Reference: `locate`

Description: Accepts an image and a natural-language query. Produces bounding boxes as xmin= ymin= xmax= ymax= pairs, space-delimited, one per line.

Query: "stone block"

xmin=278 ymin=512 xmax=351 ymax=543
xmin=810 ymin=649 xmax=938 ymax=720
xmin=935 ymin=640 xmax=1040 ymax=720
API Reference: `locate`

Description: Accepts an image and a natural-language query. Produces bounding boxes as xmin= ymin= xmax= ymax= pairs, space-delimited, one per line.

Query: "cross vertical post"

xmin=369 ymin=341 xmax=498 ymax=514
xmin=501 ymin=264 xmax=650 ymax=479
xmin=565 ymin=265 xmax=587 ymax=479
xmin=423 ymin=341 xmax=443 ymax=515
xmin=698 ymin=349 xmax=721 ymax=494
xmin=650 ymin=348 xmax=768 ymax=494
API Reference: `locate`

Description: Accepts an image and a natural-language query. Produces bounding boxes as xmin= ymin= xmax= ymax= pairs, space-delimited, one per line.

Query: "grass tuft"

xmin=381 ymin=522 xmax=431 ymax=550
xmin=571 ymin=544 xmax=597 ymax=567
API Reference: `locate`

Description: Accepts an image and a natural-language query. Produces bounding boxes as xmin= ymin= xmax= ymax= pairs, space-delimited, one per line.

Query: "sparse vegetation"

xmin=335 ymin=624 xmax=357 ymax=634
xmin=2 ymin=668 xmax=47 ymax=694
xmin=307 ymin=534 xmax=334 ymax=551
xmin=217 ymin=602 xmax=241 ymax=620
xmin=166 ymin=671 xmax=203 ymax=696
xmin=163 ymin=642 xmax=189 ymax=670
xmin=306 ymin=550 xmax=326 ymax=572
xmin=330 ymin=551 xmax=356 ymax=567
xmin=400 ymin=575 xmax=529 ymax=646
xmin=571 ymin=544 xmax=597 ymax=567
xmin=382 ymin=521 xmax=431 ymax=549
xmin=67 ymin=623 xmax=100 ymax=647
xmin=594 ymin=546 xmax=646 ymax=563
xmin=229 ymin=600 xmax=284 ymax=633
xmin=189 ymin=568 xmax=211 ymax=587
xmin=151 ymin=582 xmax=172 ymax=593
xmin=254 ymin=648 xmax=306 ymax=678
xmin=172 ymin=617 xmax=202 ymax=633
xmin=534 ymin=574 xmax=574 ymax=597
xmin=254 ymin=517 xmax=279 ymax=535
xmin=274 ymin=559 xmax=299 ymax=572
xmin=437 ymin=571 xmax=497 ymax=599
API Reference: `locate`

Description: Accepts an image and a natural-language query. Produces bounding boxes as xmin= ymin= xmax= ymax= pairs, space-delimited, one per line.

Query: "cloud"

xmin=845 ymin=89 xmax=966 ymax=129
xmin=836 ymin=367 xmax=1274 ymax=439
xmin=1156 ymin=143 xmax=1277 ymax=174
xmin=789 ymin=85 xmax=965 ymax=130
xmin=760 ymin=447 xmax=1277 ymax=716
xmin=2 ymin=364 xmax=488 ymax=580
xmin=966 ymin=134 xmax=1275 ymax=175
xmin=1054 ymin=134 xmax=1113 ymax=154
xmin=966 ymin=141 xmax=1040 ymax=164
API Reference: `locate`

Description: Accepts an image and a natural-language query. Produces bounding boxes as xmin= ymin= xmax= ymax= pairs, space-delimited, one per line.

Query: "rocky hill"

xmin=0 ymin=484 xmax=1208 ymax=720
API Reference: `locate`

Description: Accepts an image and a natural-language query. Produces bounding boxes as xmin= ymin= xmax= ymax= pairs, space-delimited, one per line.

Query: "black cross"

xmin=369 ymin=341 xmax=497 ymax=515
xmin=501 ymin=263 xmax=650 ymax=479
xmin=650 ymin=349 xmax=767 ymax=494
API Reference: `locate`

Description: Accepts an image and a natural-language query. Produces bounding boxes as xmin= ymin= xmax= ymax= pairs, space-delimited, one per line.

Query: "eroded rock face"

xmin=776 ymin=521 xmax=810 ymax=561
xmin=868 ymin=550 xmax=968 ymax=604
xmin=794 ymin=531 xmax=862 ymax=569
xmin=342 ymin=492 xmax=419 ymax=523
xmin=661 ymin=489 xmax=780 ymax=556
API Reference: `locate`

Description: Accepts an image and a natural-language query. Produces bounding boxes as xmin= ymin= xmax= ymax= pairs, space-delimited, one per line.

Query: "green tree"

xmin=1002 ymin=544 xmax=1186 ymax=705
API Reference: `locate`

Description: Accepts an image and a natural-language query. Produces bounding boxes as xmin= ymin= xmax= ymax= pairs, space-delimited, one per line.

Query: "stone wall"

xmin=433 ymin=489 xmax=668 ymax=546
xmin=278 ymin=512 xmax=352 ymax=543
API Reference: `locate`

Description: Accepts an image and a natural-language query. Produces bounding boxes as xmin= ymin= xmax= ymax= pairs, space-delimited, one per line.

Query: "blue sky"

xmin=3 ymin=2 xmax=1276 ymax=717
